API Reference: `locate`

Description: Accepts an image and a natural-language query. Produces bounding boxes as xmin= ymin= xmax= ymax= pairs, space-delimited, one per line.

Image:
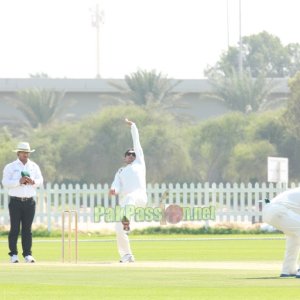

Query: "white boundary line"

xmin=0 ymin=237 xmax=284 ymax=244
xmin=0 ymin=261 xmax=282 ymax=270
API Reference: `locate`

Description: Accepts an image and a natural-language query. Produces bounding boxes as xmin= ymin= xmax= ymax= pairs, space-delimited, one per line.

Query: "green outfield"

xmin=0 ymin=234 xmax=299 ymax=300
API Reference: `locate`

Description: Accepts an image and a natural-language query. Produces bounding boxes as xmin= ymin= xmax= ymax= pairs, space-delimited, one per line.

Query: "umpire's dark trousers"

xmin=8 ymin=197 xmax=36 ymax=257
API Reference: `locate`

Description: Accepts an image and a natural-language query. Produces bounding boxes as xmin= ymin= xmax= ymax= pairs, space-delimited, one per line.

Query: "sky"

xmin=0 ymin=0 xmax=299 ymax=79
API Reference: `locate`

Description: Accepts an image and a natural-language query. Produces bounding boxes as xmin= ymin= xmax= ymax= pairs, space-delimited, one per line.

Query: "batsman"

xmin=263 ymin=187 xmax=300 ymax=278
xmin=109 ymin=118 xmax=148 ymax=263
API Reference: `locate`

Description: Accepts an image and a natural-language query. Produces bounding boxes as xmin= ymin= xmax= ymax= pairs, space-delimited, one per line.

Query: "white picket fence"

xmin=0 ymin=182 xmax=295 ymax=231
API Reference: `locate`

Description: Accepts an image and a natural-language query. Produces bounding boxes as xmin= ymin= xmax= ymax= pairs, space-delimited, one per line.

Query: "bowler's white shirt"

xmin=2 ymin=158 xmax=43 ymax=198
xmin=111 ymin=123 xmax=146 ymax=196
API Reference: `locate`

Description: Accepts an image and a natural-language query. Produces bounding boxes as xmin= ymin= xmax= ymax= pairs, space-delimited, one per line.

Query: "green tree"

xmin=283 ymin=72 xmax=300 ymax=140
xmin=189 ymin=113 xmax=247 ymax=182
xmin=247 ymin=109 xmax=286 ymax=144
xmin=236 ymin=109 xmax=300 ymax=183
xmin=0 ymin=128 xmax=16 ymax=177
xmin=206 ymin=68 xmax=274 ymax=113
xmin=206 ymin=31 xmax=300 ymax=78
xmin=29 ymin=130 xmax=65 ymax=183
xmin=109 ymin=69 xmax=182 ymax=109
xmin=225 ymin=141 xmax=277 ymax=183
xmin=286 ymin=43 xmax=300 ymax=77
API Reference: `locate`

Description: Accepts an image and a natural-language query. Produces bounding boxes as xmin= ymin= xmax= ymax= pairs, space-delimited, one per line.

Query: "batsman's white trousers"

xmin=263 ymin=203 xmax=300 ymax=274
xmin=115 ymin=190 xmax=147 ymax=258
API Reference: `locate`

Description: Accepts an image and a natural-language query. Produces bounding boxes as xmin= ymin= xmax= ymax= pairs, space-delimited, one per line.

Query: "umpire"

xmin=2 ymin=142 xmax=43 ymax=263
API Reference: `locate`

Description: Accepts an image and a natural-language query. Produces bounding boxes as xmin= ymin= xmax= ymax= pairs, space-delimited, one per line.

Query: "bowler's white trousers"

xmin=263 ymin=203 xmax=300 ymax=274
xmin=115 ymin=190 xmax=147 ymax=258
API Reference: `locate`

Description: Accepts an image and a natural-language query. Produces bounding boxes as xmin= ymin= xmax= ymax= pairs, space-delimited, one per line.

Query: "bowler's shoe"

xmin=119 ymin=254 xmax=135 ymax=263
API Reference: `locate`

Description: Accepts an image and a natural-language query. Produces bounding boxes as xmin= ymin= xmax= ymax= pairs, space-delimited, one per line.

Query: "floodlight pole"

xmin=91 ymin=3 xmax=104 ymax=78
xmin=226 ymin=0 xmax=230 ymax=50
xmin=238 ymin=0 xmax=243 ymax=75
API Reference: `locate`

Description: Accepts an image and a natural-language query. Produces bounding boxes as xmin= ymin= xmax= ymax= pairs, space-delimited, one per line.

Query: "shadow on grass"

xmin=245 ymin=277 xmax=291 ymax=280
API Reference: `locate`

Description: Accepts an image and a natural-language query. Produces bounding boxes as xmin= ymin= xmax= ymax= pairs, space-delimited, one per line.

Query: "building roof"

xmin=0 ymin=77 xmax=290 ymax=94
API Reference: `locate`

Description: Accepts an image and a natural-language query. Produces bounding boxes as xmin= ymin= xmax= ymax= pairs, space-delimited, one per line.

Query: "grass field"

xmin=0 ymin=234 xmax=299 ymax=300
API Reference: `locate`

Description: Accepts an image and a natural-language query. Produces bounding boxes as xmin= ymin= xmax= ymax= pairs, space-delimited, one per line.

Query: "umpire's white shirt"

xmin=2 ymin=158 xmax=43 ymax=198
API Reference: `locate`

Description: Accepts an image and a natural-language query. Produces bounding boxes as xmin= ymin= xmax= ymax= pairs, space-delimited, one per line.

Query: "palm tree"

xmin=206 ymin=68 xmax=276 ymax=113
xmin=109 ymin=69 xmax=182 ymax=109
xmin=12 ymin=88 xmax=66 ymax=128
